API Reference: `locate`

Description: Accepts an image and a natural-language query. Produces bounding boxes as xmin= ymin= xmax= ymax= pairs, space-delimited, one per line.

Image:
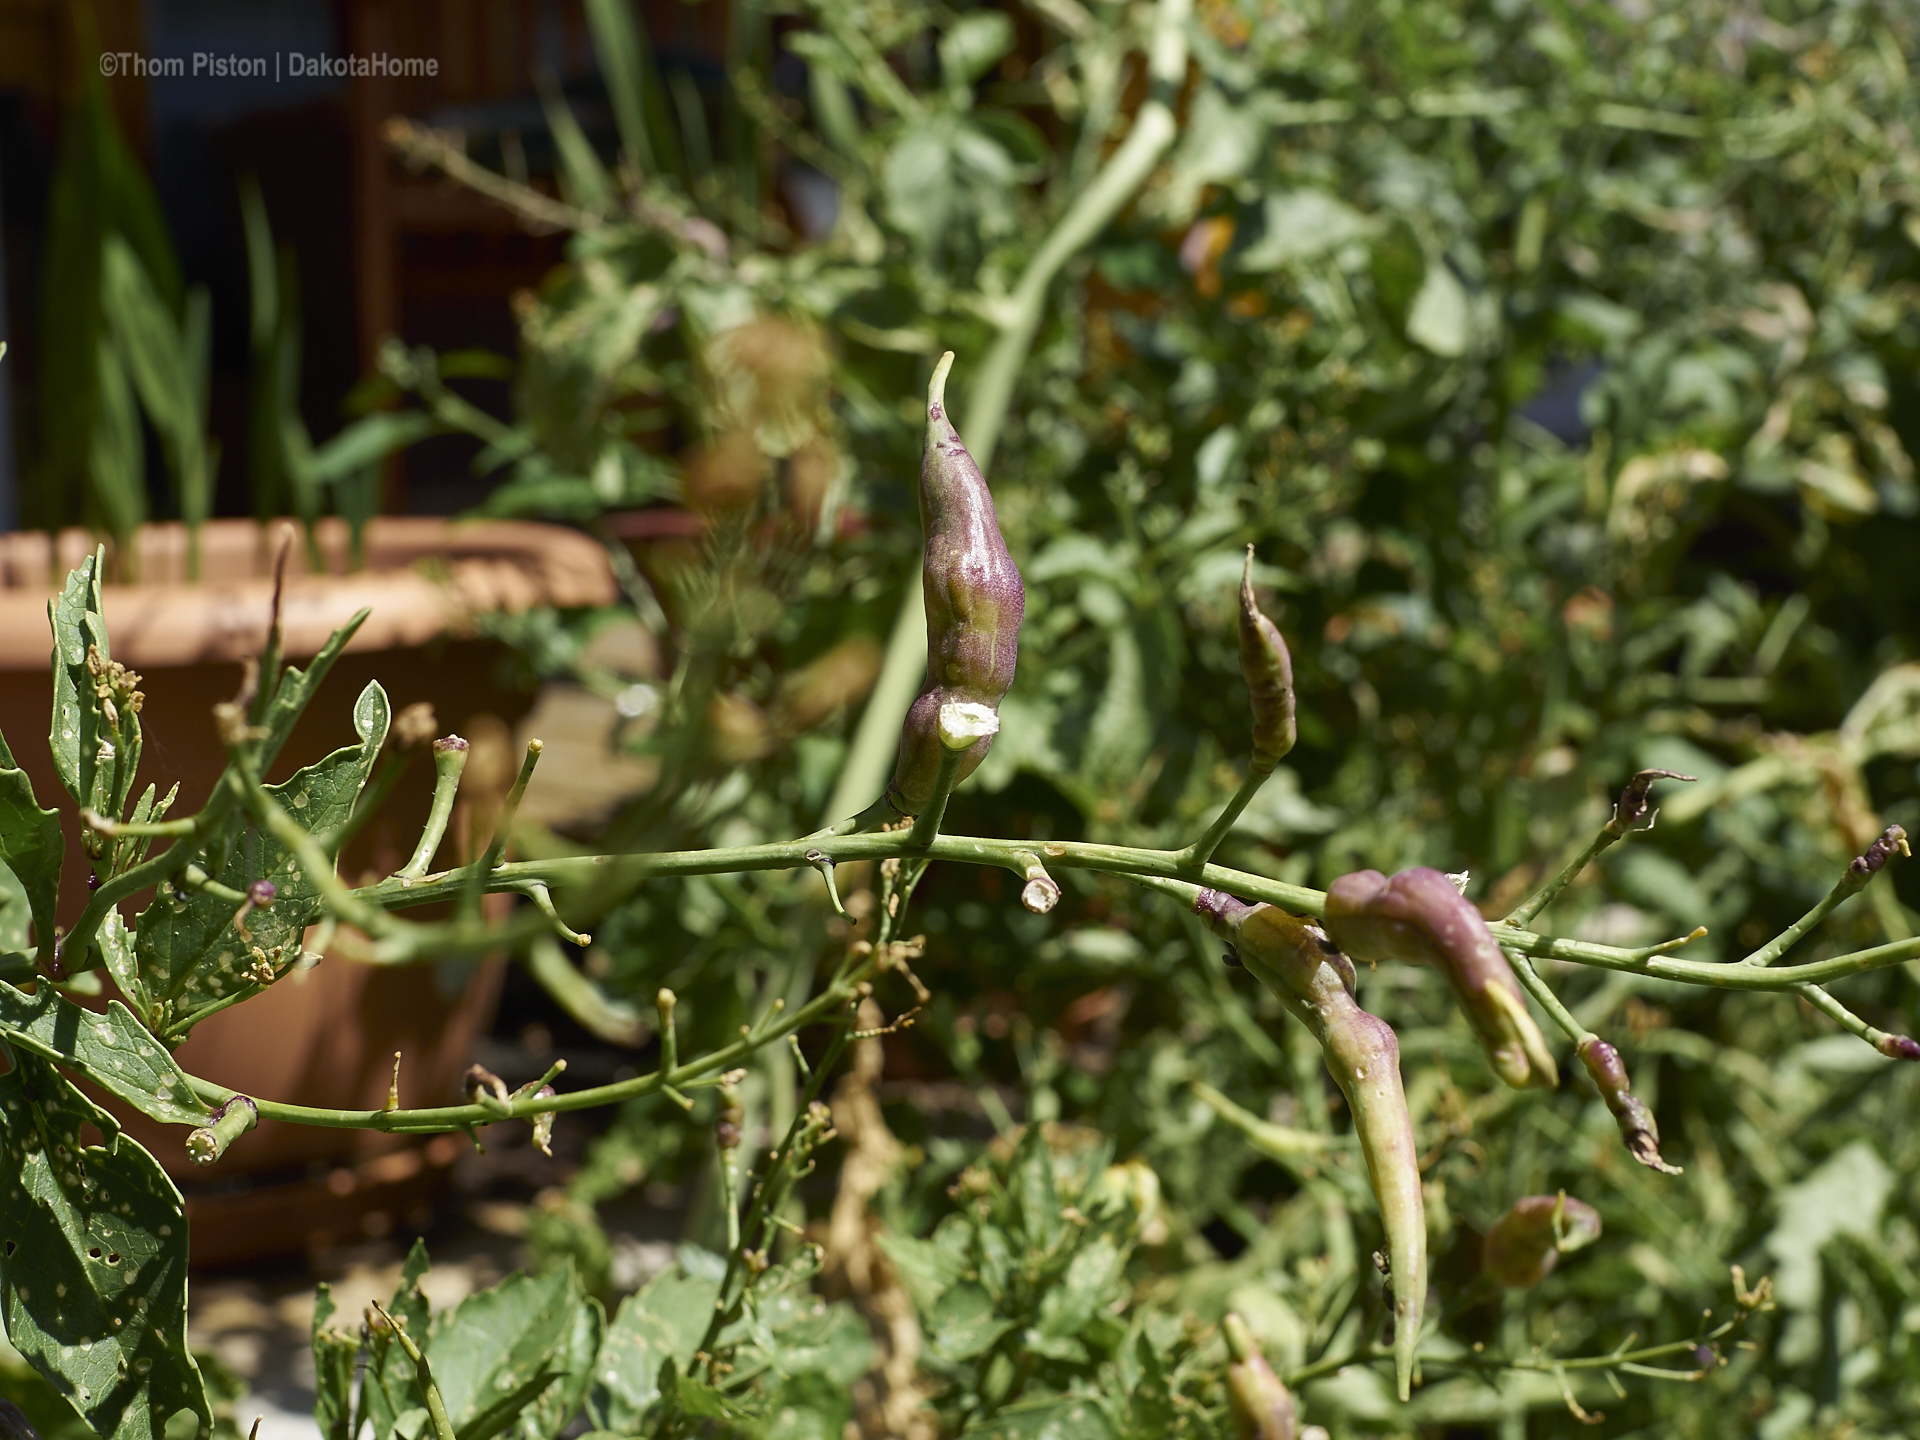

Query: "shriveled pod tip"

xmin=1239 ymin=547 xmax=1297 ymax=771
xmin=1577 ymin=1036 xmax=1681 ymax=1174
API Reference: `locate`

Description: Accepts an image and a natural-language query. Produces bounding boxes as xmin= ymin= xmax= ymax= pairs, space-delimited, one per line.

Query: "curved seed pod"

xmin=1223 ymin=1312 xmax=1297 ymax=1440
xmin=1239 ymin=547 xmax=1296 ymax=771
xmin=1483 ymin=1192 xmax=1603 ymax=1289
xmin=1577 ymin=1036 xmax=1681 ymax=1174
xmin=1325 ymin=868 xmax=1559 ymax=1090
xmin=887 ymin=352 xmax=1026 ymax=813
xmin=1198 ymin=889 xmax=1425 ymax=1402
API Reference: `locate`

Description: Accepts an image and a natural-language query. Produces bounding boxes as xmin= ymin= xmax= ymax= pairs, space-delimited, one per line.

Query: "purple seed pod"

xmin=1199 ymin=889 xmax=1425 ymax=1402
xmin=1483 ymin=1192 xmax=1603 ymax=1289
xmin=248 ymin=879 xmax=277 ymax=907
xmin=887 ymin=353 xmax=1026 ymax=814
xmin=1223 ymin=1312 xmax=1298 ymax=1440
xmin=1238 ymin=548 xmax=1296 ymax=772
xmin=1607 ymin=768 xmax=1696 ymax=835
xmin=1576 ymin=1037 xmax=1681 ymax=1174
xmin=1324 ymin=868 xmax=1559 ymax=1090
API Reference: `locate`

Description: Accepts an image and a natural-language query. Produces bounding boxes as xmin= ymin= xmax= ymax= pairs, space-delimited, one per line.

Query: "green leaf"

xmin=424 ymin=1263 xmax=595 ymax=1440
xmin=582 ymin=0 xmax=681 ymax=182
xmin=1406 ymin=260 xmax=1472 ymax=358
xmin=928 ymin=1284 xmax=1012 ymax=1363
xmin=48 ymin=549 xmax=109 ymax=808
xmin=136 ymin=680 xmax=388 ymax=1031
xmin=0 ymin=764 xmax=63 ymax=966
xmin=875 ymin=1228 xmax=969 ymax=1314
xmin=311 ymin=1284 xmax=359 ymax=1440
xmin=359 ymin=1241 xmax=436 ymax=1440
xmin=1236 ymin=190 xmax=1375 ymax=271
xmin=514 ymin=1288 xmax=603 ymax=1440
xmin=90 ymin=336 xmax=147 ymax=547
xmin=537 ymin=85 xmax=614 ymax=214
xmin=940 ymin=11 xmax=1014 ymax=87
xmin=101 ymin=237 xmax=208 ymax=529
xmin=957 ymin=1390 xmax=1116 ymax=1439
xmin=307 ymin=412 xmax=435 ymax=485
xmin=0 ymin=984 xmax=208 ymax=1128
xmin=585 ymin=1264 xmax=722 ymax=1431
xmin=0 ymin=1053 xmax=210 ymax=1440
xmin=1034 ymin=1237 xmax=1125 ymax=1342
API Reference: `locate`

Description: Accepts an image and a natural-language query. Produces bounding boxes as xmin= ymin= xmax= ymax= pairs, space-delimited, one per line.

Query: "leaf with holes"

xmin=135 ymin=680 xmax=388 ymax=1033
xmin=0 ymin=983 xmax=209 ymax=1128
xmin=0 ymin=766 xmax=61 ymax=968
xmin=0 ymin=1053 xmax=209 ymax=1440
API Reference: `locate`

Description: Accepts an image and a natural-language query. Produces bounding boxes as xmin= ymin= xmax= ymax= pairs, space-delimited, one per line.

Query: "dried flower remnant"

xmin=1197 ymin=889 xmax=1425 ymax=1401
xmin=1326 ymin=867 xmax=1559 ymax=1089
xmin=887 ymin=352 xmax=1026 ymax=814
xmin=1483 ymin=1192 xmax=1603 ymax=1289
xmin=1607 ymin=768 xmax=1697 ymax=835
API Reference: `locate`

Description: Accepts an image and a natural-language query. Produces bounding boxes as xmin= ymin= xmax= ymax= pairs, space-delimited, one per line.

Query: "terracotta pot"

xmin=0 ymin=516 xmax=615 ymax=1266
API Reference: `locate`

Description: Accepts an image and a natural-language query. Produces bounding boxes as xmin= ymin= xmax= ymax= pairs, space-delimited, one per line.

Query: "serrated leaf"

xmin=359 ymin=1240 xmax=436 ymax=1440
xmin=0 ymin=984 xmax=208 ymax=1128
xmin=585 ymin=1265 xmax=721 ymax=1432
xmin=0 ymin=766 xmax=62 ymax=966
xmin=136 ymin=680 xmax=388 ymax=1031
xmin=928 ymin=1284 xmax=1012 ymax=1362
xmin=424 ymin=1263 xmax=588 ymax=1440
xmin=1034 ymin=1237 xmax=1125 ymax=1342
xmin=311 ymin=1283 xmax=359 ymax=1440
xmin=0 ymin=1053 xmax=210 ymax=1440
xmin=875 ymin=1228 xmax=968 ymax=1314
xmin=515 ymin=1288 xmax=603 ymax=1440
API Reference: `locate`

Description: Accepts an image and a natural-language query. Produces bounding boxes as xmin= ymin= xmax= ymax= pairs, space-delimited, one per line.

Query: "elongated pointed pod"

xmin=1198 ymin=889 xmax=1425 ymax=1402
xmin=1483 ymin=1191 xmax=1602 ymax=1289
xmin=1325 ymin=868 xmax=1559 ymax=1090
xmin=1577 ymin=1036 xmax=1681 ymax=1173
xmin=886 ymin=353 xmax=1026 ymax=814
xmin=1239 ymin=547 xmax=1296 ymax=772
xmin=1223 ymin=1312 xmax=1298 ymax=1439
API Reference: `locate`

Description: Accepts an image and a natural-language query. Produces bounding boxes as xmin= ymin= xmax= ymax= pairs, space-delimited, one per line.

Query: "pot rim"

xmin=0 ymin=515 xmax=617 ymax=668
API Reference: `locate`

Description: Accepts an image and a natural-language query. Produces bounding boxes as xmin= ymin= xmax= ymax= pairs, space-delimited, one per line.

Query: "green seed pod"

xmin=1577 ymin=1036 xmax=1681 ymax=1174
xmin=1239 ymin=547 xmax=1296 ymax=772
xmin=1223 ymin=1312 xmax=1297 ymax=1440
xmin=1324 ymin=868 xmax=1559 ymax=1090
xmin=887 ymin=352 xmax=1026 ymax=814
xmin=1198 ymin=889 xmax=1425 ymax=1402
xmin=1482 ymin=1192 xmax=1602 ymax=1289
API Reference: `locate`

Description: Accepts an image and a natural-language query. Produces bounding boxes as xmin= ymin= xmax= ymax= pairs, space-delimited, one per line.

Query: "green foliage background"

xmin=381 ymin=0 xmax=1920 ymax=1434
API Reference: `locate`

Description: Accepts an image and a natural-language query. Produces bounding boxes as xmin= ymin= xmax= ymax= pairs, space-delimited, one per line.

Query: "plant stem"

xmin=1179 ymin=764 xmax=1275 ymax=869
xmin=1503 ymin=826 xmax=1623 ymax=929
xmin=908 ymin=746 xmax=966 ymax=848
xmin=1738 ymin=865 xmax=1870 ymax=966
xmin=370 ymin=1301 xmax=456 ymax=1440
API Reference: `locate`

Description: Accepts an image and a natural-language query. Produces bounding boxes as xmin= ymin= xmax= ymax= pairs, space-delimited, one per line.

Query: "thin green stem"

xmin=523 ymin=932 xmax=645 ymax=1046
xmin=370 ymin=1301 xmax=457 ymax=1440
xmin=1505 ymin=950 xmax=1593 ymax=1047
xmin=1739 ymin=866 xmax=1869 ymax=967
xmin=1504 ymin=827 xmax=1622 ymax=929
xmin=1178 ymin=764 xmax=1275 ymax=870
xmin=397 ymin=740 xmax=468 ymax=880
xmin=908 ymin=746 xmax=966 ymax=848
